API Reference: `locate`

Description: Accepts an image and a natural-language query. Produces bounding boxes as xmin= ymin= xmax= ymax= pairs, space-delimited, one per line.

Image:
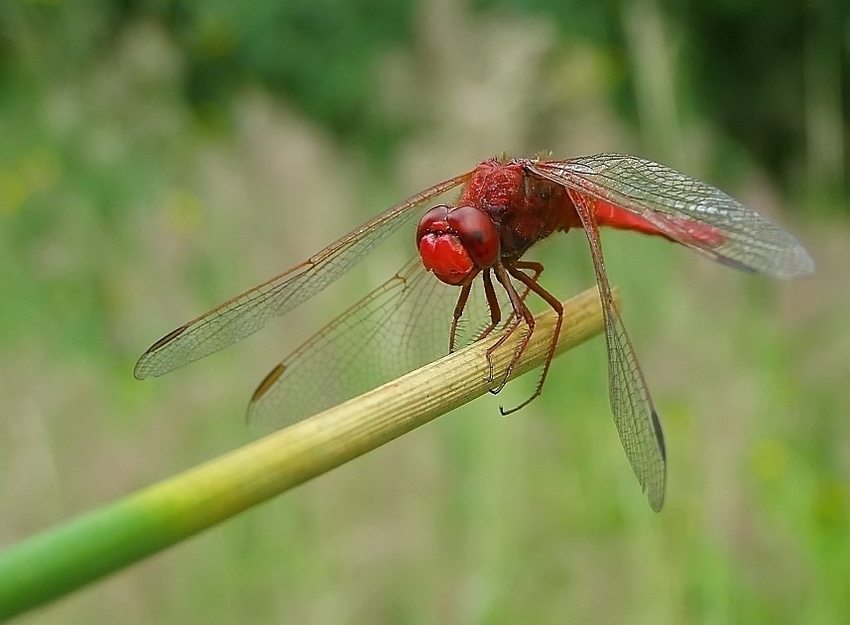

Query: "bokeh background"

xmin=1 ymin=1 xmax=848 ymax=623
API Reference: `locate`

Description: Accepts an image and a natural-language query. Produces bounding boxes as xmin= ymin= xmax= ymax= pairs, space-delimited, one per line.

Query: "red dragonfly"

xmin=135 ymin=154 xmax=815 ymax=511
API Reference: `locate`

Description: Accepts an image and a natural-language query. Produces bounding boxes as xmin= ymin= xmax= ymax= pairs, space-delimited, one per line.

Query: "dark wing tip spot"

xmin=251 ymin=363 xmax=286 ymax=403
xmin=134 ymin=325 xmax=191 ymax=380
xmin=649 ymin=407 xmax=667 ymax=512
xmin=651 ymin=408 xmax=667 ymax=462
xmin=148 ymin=325 xmax=190 ymax=352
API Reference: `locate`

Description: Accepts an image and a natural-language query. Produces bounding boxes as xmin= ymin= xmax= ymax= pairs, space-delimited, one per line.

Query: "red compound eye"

xmin=446 ymin=205 xmax=500 ymax=268
xmin=416 ymin=204 xmax=500 ymax=286
xmin=418 ymin=232 xmax=474 ymax=285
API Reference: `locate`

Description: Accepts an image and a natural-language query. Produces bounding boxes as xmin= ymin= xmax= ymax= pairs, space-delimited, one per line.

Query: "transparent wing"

xmin=134 ymin=171 xmax=474 ymax=379
xmin=247 ymin=258 xmax=513 ymax=430
xmin=531 ymin=155 xmax=815 ymax=279
xmin=564 ymin=184 xmax=668 ymax=511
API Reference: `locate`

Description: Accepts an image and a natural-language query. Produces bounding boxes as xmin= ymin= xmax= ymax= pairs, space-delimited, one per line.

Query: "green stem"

xmin=0 ymin=286 xmax=609 ymax=620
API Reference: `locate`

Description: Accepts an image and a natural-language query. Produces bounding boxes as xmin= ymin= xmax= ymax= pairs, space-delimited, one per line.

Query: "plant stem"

xmin=0 ymin=285 xmax=610 ymax=620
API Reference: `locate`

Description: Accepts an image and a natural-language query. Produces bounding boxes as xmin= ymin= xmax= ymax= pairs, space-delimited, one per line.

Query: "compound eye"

xmin=416 ymin=205 xmax=451 ymax=243
xmin=417 ymin=204 xmax=477 ymax=285
xmin=417 ymin=232 xmax=475 ymax=285
xmin=447 ymin=205 xmax=500 ymax=268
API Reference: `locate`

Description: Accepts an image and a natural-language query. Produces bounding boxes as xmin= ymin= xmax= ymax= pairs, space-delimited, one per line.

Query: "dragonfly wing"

xmin=247 ymin=257 xmax=511 ymax=430
xmin=545 ymin=179 xmax=667 ymax=510
xmin=134 ymin=171 xmax=474 ymax=379
xmin=532 ymin=155 xmax=815 ymax=279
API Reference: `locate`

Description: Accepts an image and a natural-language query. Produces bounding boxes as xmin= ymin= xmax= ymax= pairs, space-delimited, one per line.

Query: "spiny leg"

xmin=474 ymin=270 xmax=503 ymax=343
xmin=499 ymin=265 xmax=563 ymax=415
xmin=448 ymin=281 xmax=473 ymax=353
xmin=500 ymin=260 xmax=543 ymax=327
xmin=514 ymin=260 xmax=544 ymax=283
xmin=486 ymin=263 xmax=536 ymax=394
xmin=472 ymin=272 xmax=506 ymax=383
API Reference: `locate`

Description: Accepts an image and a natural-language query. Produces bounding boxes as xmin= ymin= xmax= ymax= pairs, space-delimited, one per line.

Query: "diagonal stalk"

xmin=0 ymin=285 xmax=614 ymax=620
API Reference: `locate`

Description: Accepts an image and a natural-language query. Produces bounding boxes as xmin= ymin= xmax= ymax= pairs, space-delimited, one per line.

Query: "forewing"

xmin=247 ymin=258 xmax=512 ymax=430
xmin=531 ymin=155 xmax=815 ymax=279
xmin=134 ymin=171 xmax=474 ymax=379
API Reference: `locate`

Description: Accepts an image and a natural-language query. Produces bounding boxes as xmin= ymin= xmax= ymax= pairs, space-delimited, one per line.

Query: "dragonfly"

xmin=135 ymin=154 xmax=816 ymax=511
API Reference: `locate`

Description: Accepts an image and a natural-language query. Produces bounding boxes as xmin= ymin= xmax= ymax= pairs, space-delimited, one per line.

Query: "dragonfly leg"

xmin=499 ymin=260 xmax=543 ymax=329
xmin=499 ymin=265 xmax=563 ymax=415
xmin=486 ymin=263 xmax=535 ymax=393
xmin=476 ymin=271 xmax=505 ymax=382
xmin=473 ymin=270 xmax=503 ymax=346
xmin=514 ymin=260 xmax=544 ymax=283
xmin=448 ymin=281 xmax=473 ymax=353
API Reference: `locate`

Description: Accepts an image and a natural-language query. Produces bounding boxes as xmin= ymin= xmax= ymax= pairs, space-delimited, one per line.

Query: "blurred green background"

xmin=1 ymin=0 xmax=848 ymax=623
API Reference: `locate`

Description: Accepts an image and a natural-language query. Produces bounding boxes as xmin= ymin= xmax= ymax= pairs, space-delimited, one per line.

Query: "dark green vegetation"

xmin=1 ymin=1 xmax=848 ymax=623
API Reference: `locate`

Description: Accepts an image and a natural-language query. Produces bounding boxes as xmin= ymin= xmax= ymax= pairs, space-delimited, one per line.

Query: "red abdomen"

xmin=595 ymin=199 xmax=726 ymax=246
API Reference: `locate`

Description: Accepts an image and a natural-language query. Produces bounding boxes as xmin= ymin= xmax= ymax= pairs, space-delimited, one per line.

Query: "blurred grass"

xmin=1 ymin=1 xmax=849 ymax=624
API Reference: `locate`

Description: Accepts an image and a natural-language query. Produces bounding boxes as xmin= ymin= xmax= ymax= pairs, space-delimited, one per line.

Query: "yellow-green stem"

xmin=0 ymin=286 xmax=611 ymax=620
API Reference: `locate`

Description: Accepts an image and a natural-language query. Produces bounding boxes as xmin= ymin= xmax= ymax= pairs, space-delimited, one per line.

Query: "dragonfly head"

xmin=417 ymin=204 xmax=500 ymax=286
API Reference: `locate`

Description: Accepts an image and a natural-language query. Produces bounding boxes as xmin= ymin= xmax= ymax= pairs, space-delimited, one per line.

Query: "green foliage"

xmin=1 ymin=0 xmax=416 ymax=158
xmin=166 ymin=0 xmax=416 ymax=155
xmin=2 ymin=0 xmax=847 ymax=199
xmin=476 ymin=0 xmax=848 ymax=205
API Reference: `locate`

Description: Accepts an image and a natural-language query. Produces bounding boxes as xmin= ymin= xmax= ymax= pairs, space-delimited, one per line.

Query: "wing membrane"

xmin=532 ymin=155 xmax=815 ymax=279
xmin=546 ymin=176 xmax=668 ymax=510
xmin=247 ymin=257 xmax=512 ymax=429
xmin=134 ymin=171 xmax=473 ymax=379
